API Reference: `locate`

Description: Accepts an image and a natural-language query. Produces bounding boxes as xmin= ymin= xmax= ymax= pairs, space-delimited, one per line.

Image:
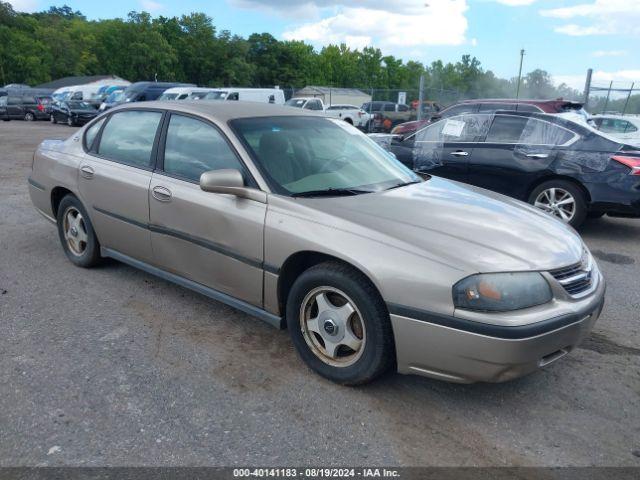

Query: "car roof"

xmin=109 ymin=100 xmax=319 ymax=121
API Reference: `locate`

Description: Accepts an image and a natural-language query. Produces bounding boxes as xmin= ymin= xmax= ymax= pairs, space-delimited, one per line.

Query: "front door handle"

xmin=526 ymin=153 xmax=549 ymax=159
xmin=450 ymin=150 xmax=469 ymax=157
xmin=152 ymin=185 xmax=172 ymax=202
xmin=80 ymin=165 xmax=94 ymax=179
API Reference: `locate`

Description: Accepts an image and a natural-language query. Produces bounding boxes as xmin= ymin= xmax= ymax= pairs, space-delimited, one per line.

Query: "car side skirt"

xmin=101 ymin=247 xmax=284 ymax=330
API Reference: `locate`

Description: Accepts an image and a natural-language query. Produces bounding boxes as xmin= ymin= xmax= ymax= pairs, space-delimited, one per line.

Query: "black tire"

xmin=50 ymin=114 xmax=56 ymax=124
xmin=344 ymin=117 xmax=353 ymax=125
xmin=286 ymin=261 xmax=395 ymax=385
xmin=528 ymin=179 xmax=588 ymax=228
xmin=56 ymin=195 xmax=102 ymax=268
xmin=24 ymin=111 xmax=35 ymax=121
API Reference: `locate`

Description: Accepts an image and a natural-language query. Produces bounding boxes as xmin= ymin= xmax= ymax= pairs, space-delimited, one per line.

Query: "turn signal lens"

xmin=611 ymin=155 xmax=640 ymax=175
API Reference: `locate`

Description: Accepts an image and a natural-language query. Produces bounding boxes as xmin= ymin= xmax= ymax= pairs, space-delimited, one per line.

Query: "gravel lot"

xmin=1 ymin=121 xmax=639 ymax=467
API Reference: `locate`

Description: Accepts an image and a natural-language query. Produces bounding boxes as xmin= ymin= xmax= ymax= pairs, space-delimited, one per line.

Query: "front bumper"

xmin=390 ymin=273 xmax=606 ymax=383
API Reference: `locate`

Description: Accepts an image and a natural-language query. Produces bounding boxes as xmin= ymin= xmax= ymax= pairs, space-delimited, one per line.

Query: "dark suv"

xmin=391 ymin=98 xmax=585 ymax=136
xmin=0 ymin=94 xmax=52 ymax=121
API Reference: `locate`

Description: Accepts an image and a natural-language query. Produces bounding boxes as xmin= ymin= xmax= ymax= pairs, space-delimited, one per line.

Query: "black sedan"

xmin=50 ymin=101 xmax=98 ymax=126
xmin=378 ymin=111 xmax=640 ymax=227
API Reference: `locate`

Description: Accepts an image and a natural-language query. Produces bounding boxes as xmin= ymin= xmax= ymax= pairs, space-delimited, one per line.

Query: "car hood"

xmin=69 ymin=109 xmax=97 ymax=115
xmin=294 ymin=177 xmax=584 ymax=273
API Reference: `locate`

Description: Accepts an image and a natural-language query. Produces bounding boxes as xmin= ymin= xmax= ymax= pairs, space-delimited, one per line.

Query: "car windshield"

xmin=231 ymin=116 xmax=420 ymax=196
xmin=107 ymin=91 xmax=125 ymax=103
xmin=205 ymin=91 xmax=227 ymax=100
xmin=285 ymin=99 xmax=306 ymax=108
xmin=68 ymin=101 xmax=94 ymax=110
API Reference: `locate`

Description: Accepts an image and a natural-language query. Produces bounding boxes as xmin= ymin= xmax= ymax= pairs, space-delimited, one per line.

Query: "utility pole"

xmin=622 ymin=82 xmax=634 ymax=116
xmin=515 ymin=49 xmax=525 ymax=99
xmin=417 ymin=74 xmax=425 ymax=121
xmin=583 ymin=68 xmax=593 ymax=108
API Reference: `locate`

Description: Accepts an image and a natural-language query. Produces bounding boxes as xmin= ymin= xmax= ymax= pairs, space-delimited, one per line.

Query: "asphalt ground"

xmin=1 ymin=121 xmax=639 ymax=467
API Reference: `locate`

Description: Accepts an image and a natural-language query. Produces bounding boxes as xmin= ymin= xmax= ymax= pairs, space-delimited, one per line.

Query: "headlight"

xmin=453 ymin=272 xmax=552 ymax=312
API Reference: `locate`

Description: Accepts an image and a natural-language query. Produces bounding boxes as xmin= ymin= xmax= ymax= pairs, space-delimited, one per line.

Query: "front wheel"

xmin=56 ymin=195 xmax=102 ymax=268
xmin=286 ymin=262 xmax=395 ymax=385
xmin=528 ymin=180 xmax=587 ymax=228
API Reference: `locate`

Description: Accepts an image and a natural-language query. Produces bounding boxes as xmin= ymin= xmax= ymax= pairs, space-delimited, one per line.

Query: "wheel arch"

xmin=276 ymin=250 xmax=387 ymax=326
xmin=527 ymin=175 xmax=592 ymax=205
xmin=51 ymin=186 xmax=75 ymax=218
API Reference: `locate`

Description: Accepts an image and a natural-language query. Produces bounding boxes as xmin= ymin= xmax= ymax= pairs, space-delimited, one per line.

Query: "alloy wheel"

xmin=534 ymin=187 xmax=576 ymax=223
xmin=63 ymin=207 xmax=89 ymax=256
xmin=299 ymin=286 xmax=366 ymax=367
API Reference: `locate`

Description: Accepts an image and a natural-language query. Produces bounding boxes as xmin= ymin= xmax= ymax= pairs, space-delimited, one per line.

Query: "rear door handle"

xmin=80 ymin=165 xmax=94 ymax=179
xmin=152 ymin=185 xmax=172 ymax=202
xmin=526 ymin=153 xmax=549 ymax=159
xmin=449 ymin=150 xmax=469 ymax=157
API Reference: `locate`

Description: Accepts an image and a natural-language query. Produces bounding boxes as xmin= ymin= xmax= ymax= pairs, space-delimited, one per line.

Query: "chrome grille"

xmin=549 ymin=258 xmax=593 ymax=297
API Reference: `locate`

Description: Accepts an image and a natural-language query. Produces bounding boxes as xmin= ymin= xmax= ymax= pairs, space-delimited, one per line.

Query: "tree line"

xmin=1 ymin=2 xmax=637 ymax=112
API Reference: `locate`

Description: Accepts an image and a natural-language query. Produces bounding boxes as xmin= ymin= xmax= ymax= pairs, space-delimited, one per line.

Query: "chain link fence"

xmin=585 ymin=81 xmax=640 ymax=115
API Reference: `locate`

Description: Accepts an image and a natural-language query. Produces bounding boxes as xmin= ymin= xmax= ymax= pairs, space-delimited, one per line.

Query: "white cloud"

xmin=592 ymin=50 xmax=627 ymax=58
xmin=541 ymin=0 xmax=640 ymax=36
xmin=140 ymin=0 xmax=164 ymax=12
xmin=279 ymin=0 xmax=469 ymax=50
xmin=493 ymin=0 xmax=536 ymax=6
xmin=553 ymin=70 xmax=640 ymax=92
xmin=6 ymin=0 xmax=39 ymax=12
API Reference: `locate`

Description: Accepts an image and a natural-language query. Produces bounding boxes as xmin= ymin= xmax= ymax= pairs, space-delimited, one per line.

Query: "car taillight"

xmin=611 ymin=155 xmax=640 ymax=175
xmin=358 ymin=111 xmax=363 ymax=117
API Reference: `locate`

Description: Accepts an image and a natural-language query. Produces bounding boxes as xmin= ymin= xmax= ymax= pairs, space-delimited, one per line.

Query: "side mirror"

xmin=199 ymin=169 xmax=266 ymax=203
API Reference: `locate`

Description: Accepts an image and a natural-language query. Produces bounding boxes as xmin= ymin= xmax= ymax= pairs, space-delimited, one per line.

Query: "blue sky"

xmin=8 ymin=0 xmax=640 ymax=90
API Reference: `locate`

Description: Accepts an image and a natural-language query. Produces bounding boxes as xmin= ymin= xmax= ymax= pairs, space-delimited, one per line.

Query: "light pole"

xmin=516 ymin=49 xmax=525 ymax=99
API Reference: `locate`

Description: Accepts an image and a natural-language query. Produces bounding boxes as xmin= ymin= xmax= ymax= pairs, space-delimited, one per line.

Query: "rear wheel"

xmin=286 ymin=261 xmax=394 ymax=385
xmin=24 ymin=112 xmax=35 ymax=121
xmin=528 ymin=179 xmax=587 ymax=228
xmin=56 ymin=195 xmax=102 ymax=268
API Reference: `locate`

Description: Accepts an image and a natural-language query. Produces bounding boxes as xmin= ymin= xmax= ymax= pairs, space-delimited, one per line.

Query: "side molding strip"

xmin=101 ymin=247 xmax=284 ymax=330
xmin=28 ymin=177 xmax=46 ymax=191
xmin=93 ymin=205 xmax=267 ymax=271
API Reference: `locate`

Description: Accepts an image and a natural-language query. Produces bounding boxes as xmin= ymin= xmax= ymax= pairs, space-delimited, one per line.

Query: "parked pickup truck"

xmin=284 ymin=97 xmax=371 ymax=129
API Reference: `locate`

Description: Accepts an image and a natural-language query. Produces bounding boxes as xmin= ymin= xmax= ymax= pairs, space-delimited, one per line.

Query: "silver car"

xmin=28 ymin=102 xmax=606 ymax=385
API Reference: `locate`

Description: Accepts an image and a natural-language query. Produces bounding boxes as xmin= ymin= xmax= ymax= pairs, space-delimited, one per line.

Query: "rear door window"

xmin=97 ymin=110 xmax=163 ymax=168
xmin=486 ymin=115 xmax=529 ymax=143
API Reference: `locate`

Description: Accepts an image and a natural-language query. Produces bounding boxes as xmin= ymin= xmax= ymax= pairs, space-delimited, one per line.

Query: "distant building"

xmin=36 ymin=75 xmax=130 ymax=90
xmin=294 ymin=86 xmax=371 ymax=107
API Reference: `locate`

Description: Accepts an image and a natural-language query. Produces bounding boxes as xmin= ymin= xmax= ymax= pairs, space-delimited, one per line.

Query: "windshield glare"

xmin=231 ymin=117 xmax=419 ymax=196
xmin=285 ymin=99 xmax=305 ymax=108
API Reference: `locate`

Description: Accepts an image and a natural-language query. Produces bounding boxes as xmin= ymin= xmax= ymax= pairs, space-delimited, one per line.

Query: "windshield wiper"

xmin=292 ymin=188 xmax=373 ymax=198
xmin=384 ymin=180 xmax=423 ymax=191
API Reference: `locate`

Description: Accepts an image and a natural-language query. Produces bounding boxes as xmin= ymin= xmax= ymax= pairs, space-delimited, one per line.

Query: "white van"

xmin=203 ymin=88 xmax=285 ymax=105
xmin=158 ymin=87 xmax=216 ymax=101
xmin=54 ymin=84 xmax=104 ymax=102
